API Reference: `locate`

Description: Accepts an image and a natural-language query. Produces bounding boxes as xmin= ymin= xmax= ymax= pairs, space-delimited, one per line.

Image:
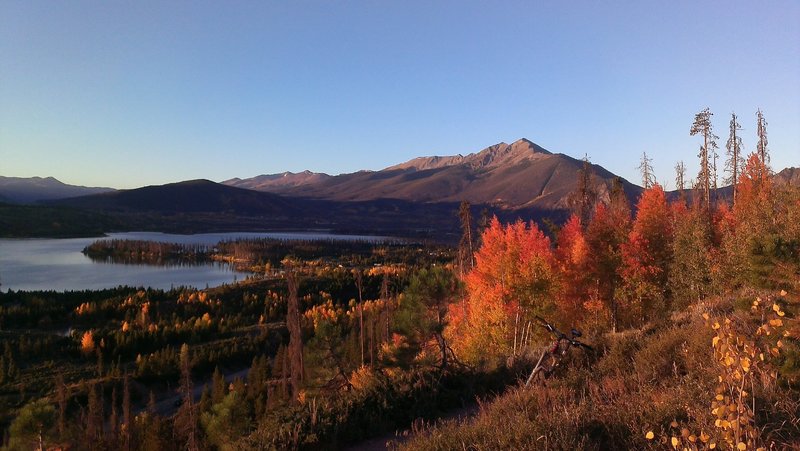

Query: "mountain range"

xmin=222 ymin=139 xmax=642 ymax=211
xmin=2 ymin=138 xmax=797 ymax=239
xmin=0 ymin=176 xmax=114 ymax=204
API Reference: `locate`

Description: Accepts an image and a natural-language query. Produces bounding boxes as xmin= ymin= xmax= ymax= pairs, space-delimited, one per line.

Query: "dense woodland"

xmin=1 ymin=110 xmax=799 ymax=450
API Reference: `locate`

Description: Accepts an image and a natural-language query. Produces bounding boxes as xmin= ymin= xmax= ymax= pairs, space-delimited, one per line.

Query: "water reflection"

xmin=0 ymin=231 xmax=387 ymax=292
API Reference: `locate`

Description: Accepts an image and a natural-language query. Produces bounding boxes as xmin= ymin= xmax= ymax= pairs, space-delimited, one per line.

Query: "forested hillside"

xmin=1 ymin=117 xmax=798 ymax=450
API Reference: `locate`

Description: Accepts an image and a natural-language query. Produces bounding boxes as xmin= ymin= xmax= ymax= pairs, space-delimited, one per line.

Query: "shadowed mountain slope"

xmin=52 ymin=179 xmax=298 ymax=216
xmin=0 ymin=176 xmax=115 ymax=204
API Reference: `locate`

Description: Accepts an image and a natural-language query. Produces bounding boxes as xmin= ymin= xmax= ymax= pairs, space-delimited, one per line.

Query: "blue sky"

xmin=1 ymin=1 xmax=798 ymax=189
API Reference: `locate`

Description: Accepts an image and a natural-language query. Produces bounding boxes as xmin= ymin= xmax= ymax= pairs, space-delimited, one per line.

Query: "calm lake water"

xmin=0 ymin=231 xmax=388 ymax=292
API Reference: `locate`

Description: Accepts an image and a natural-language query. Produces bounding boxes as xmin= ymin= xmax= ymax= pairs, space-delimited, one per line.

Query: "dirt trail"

xmin=135 ymin=367 xmax=250 ymax=417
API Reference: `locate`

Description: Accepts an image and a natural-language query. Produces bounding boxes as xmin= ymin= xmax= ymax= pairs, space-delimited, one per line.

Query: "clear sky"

xmin=1 ymin=1 xmax=798 ymax=189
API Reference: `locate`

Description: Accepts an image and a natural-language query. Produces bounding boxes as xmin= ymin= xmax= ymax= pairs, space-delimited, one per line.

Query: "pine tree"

xmin=174 ymin=343 xmax=199 ymax=451
xmin=211 ymin=367 xmax=226 ymax=405
xmin=86 ymin=382 xmax=101 ymax=445
xmin=725 ymin=113 xmax=745 ymax=205
xmin=109 ymin=386 xmax=118 ymax=444
xmin=122 ymin=373 xmax=131 ymax=451
xmin=569 ymin=155 xmax=598 ymax=227
xmin=669 ymin=202 xmax=712 ymax=309
xmin=691 ymin=108 xmax=719 ymax=211
xmin=395 ymin=266 xmax=459 ymax=369
xmin=458 ymin=200 xmax=475 ymax=273
xmin=141 ymin=391 xmax=161 ymax=451
xmin=56 ymin=374 xmax=67 ymax=441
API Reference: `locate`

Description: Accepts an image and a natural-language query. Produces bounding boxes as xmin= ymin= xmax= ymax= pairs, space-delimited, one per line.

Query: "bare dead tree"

xmin=675 ymin=161 xmax=687 ymax=194
xmin=286 ymin=270 xmax=304 ymax=401
xmin=756 ymin=109 xmax=770 ymax=173
xmin=638 ymin=152 xmax=655 ymax=189
xmin=354 ymin=268 xmax=364 ymax=366
xmin=381 ymin=272 xmax=390 ymax=342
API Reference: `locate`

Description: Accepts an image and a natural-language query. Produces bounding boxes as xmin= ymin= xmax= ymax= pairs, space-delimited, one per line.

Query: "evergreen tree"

xmin=211 ymin=366 xmax=227 ymax=405
xmin=86 ymin=382 xmax=101 ymax=446
xmin=725 ymin=113 xmax=745 ymax=205
xmin=7 ymin=399 xmax=56 ymax=450
xmin=458 ymin=200 xmax=475 ymax=273
xmin=395 ymin=266 xmax=460 ymax=370
xmin=568 ymin=155 xmax=598 ymax=227
xmin=56 ymin=374 xmax=67 ymax=441
xmin=122 ymin=373 xmax=131 ymax=451
xmin=669 ymin=202 xmax=713 ymax=309
xmin=201 ymin=392 xmax=251 ymax=449
xmin=690 ymin=108 xmax=719 ymax=210
xmin=109 ymin=386 xmax=119 ymax=445
xmin=174 ymin=343 xmax=199 ymax=451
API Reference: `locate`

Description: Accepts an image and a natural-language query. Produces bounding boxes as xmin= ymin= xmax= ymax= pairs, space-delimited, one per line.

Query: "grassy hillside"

xmin=400 ymin=290 xmax=799 ymax=450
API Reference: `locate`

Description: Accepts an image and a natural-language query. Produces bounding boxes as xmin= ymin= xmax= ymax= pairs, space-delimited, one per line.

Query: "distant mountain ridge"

xmin=224 ymin=170 xmax=331 ymax=191
xmin=775 ymin=167 xmax=800 ymax=187
xmin=48 ymin=179 xmax=473 ymax=238
xmin=51 ymin=179 xmax=296 ymax=216
xmin=224 ymin=138 xmax=641 ymax=211
xmin=15 ymin=144 xmax=798 ymax=240
xmin=0 ymin=176 xmax=115 ymax=204
xmin=385 ymin=138 xmax=552 ymax=172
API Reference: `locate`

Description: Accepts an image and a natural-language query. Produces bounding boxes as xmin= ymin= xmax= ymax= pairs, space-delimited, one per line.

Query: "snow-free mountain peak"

xmin=386 ymin=138 xmax=551 ymax=172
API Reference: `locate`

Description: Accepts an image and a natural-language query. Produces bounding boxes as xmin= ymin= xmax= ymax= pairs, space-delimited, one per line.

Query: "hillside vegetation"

xmin=1 ymin=150 xmax=798 ymax=450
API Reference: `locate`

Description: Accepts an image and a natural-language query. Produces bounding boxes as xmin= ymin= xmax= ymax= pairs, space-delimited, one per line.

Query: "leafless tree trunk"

xmin=355 ymin=269 xmax=364 ymax=366
xmin=286 ymin=271 xmax=304 ymax=401
xmin=756 ymin=109 xmax=770 ymax=174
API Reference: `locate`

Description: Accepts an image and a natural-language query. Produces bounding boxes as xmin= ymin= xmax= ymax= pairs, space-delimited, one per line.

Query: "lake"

xmin=0 ymin=231 xmax=389 ymax=292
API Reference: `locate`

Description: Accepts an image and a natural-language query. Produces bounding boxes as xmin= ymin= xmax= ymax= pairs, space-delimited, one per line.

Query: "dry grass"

xmin=399 ymin=290 xmax=800 ymax=450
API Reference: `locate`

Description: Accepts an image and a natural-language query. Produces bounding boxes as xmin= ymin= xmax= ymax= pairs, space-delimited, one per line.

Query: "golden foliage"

xmin=80 ymin=330 xmax=95 ymax=355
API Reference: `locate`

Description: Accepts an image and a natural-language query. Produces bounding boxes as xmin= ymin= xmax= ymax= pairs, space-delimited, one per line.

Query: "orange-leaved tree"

xmin=450 ymin=217 xmax=558 ymax=367
xmin=723 ymin=152 xmax=799 ymax=290
xmin=585 ymin=186 xmax=632 ymax=332
xmin=619 ymin=184 xmax=673 ymax=327
xmin=555 ymin=215 xmax=590 ymax=324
